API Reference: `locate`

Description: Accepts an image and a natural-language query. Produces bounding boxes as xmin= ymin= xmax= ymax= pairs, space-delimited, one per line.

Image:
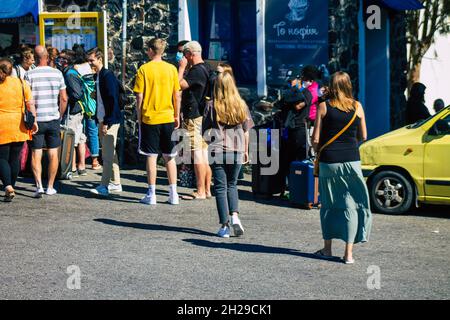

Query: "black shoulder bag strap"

xmin=194 ymin=64 xmax=211 ymax=115
xmin=20 ymin=79 xmax=26 ymax=114
xmin=16 ymin=65 xmax=21 ymax=79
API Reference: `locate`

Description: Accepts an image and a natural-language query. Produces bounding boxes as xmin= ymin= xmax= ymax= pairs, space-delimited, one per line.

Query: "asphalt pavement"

xmin=0 ymin=168 xmax=449 ymax=300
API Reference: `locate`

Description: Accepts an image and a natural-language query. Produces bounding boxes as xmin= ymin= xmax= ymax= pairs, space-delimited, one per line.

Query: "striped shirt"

xmin=25 ymin=66 xmax=66 ymax=122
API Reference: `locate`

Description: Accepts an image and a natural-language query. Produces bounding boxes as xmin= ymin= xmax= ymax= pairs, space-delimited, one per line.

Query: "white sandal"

xmin=343 ymin=257 xmax=355 ymax=264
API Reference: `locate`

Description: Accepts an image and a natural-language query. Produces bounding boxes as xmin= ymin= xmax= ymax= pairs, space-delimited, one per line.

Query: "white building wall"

xmin=420 ymin=34 xmax=450 ymax=114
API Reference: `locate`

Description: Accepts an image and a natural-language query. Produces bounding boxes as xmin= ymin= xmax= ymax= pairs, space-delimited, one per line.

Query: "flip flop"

xmin=314 ymin=249 xmax=333 ymax=260
xmin=181 ymin=192 xmax=207 ymax=200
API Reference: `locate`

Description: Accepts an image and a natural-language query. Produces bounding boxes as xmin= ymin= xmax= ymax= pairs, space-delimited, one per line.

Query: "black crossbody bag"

xmin=20 ymin=80 xmax=35 ymax=130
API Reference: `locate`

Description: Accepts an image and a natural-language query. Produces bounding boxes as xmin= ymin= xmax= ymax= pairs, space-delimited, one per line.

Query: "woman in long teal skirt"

xmin=312 ymin=71 xmax=372 ymax=264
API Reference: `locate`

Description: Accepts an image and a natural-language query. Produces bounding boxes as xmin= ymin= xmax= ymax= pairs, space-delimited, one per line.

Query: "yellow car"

xmin=360 ymin=106 xmax=450 ymax=214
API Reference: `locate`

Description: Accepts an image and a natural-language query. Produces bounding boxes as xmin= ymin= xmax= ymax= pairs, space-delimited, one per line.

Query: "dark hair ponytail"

xmin=0 ymin=58 xmax=13 ymax=83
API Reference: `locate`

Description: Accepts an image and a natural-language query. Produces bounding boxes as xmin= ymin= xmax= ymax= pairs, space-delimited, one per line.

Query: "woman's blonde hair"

xmin=213 ymin=66 xmax=247 ymax=126
xmin=329 ymin=71 xmax=357 ymax=112
xmin=217 ymin=63 xmax=234 ymax=77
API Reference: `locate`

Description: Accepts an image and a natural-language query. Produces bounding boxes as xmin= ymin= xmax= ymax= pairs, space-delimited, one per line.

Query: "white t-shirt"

xmin=24 ymin=66 xmax=67 ymax=122
xmin=12 ymin=65 xmax=34 ymax=80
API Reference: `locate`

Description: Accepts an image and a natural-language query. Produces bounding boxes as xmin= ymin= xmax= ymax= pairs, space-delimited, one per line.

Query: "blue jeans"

xmin=84 ymin=116 xmax=99 ymax=157
xmin=210 ymin=153 xmax=242 ymax=225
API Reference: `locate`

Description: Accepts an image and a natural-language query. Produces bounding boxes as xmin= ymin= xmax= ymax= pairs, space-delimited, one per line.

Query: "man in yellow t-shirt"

xmin=134 ymin=38 xmax=181 ymax=206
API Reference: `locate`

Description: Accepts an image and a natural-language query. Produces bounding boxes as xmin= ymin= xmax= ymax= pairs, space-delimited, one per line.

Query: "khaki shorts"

xmin=182 ymin=116 xmax=208 ymax=152
xmin=67 ymin=112 xmax=86 ymax=146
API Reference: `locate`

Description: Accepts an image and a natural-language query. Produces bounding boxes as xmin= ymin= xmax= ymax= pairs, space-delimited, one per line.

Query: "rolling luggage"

xmin=251 ymin=126 xmax=285 ymax=199
xmin=41 ymin=125 xmax=76 ymax=180
xmin=58 ymin=125 xmax=76 ymax=180
xmin=252 ymin=161 xmax=285 ymax=199
xmin=289 ymin=160 xmax=320 ymax=209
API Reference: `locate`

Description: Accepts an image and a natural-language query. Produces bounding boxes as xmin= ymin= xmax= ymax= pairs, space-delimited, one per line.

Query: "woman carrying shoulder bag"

xmin=0 ymin=58 xmax=38 ymax=202
xmin=203 ymin=64 xmax=254 ymax=238
xmin=312 ymin=71 xmax=372 ymax=264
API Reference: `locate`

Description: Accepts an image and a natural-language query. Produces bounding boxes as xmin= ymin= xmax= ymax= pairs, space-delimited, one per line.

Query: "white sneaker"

xmin=168 ymin=192 xmax=179 ymax=205
xmin=45 ymin=188 xmax=58 ymax=196
xmin=90 ymin=185 xmax=109 ymax=197
xmin=217 ymin=226 xmax=230 ymax=238
xmin=140 ymin=193 xmax=157 ymax=205
xmin=231 ymin=215 xmax=245 ymax=236
xmin=108 ymin=183 xmax=123 ymax=193
xmin=34 ymin=187 xmax=45 ymax=198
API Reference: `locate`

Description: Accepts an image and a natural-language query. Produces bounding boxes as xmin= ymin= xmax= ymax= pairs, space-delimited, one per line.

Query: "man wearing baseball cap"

xmin=280 ymin=86 xmax=312 ymax=199
xmin=178 ymin=41 xmax=213 ymax=200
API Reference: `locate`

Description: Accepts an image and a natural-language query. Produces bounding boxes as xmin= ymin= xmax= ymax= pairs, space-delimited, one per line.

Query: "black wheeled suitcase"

xmin=251 ymin=162 xmax=285 ymax=199
xmin=251 ymin=126 xmax=285 ymax=199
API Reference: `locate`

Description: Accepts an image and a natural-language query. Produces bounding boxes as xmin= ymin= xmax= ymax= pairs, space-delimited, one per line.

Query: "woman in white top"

xmin=12 ymin=46 xmax=35 ymax=79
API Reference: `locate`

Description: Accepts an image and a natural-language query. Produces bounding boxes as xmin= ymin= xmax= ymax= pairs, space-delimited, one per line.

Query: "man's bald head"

xmin=35 ymin=45 xmax=49 ymax=66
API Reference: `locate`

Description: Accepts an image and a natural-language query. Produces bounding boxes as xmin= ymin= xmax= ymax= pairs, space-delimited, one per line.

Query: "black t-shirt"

xmin=182 ymin=63 xmax=209 ymax=119
xmin=292 ymin=89 xmax=312 ymax=129
xmin=319 ymin=102 xmax=361 ymax=163
xmin=282 ymin=88 xmax=313 ymax=130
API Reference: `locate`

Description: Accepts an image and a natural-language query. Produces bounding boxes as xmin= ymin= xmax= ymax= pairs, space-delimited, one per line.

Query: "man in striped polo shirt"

xmin=25 ymin=45 xmax=68 ymax=198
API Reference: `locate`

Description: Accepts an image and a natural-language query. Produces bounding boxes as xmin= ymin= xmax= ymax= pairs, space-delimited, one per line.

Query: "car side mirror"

xmin=429 ymin=119 xmax=450 ymax=136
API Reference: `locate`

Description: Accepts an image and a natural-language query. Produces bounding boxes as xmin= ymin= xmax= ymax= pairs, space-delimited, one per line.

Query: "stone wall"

xmin=328 ymin=0 xmax=360 ymax=96
xmin=43 ymin=0 xmax=178 ymax=165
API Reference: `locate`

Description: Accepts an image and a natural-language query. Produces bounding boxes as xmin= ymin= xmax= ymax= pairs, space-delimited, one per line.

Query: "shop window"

xmin=0 ymin=15 xmax=36 ymax=57
xmin=200 ymin=0 xmax=257 ymax=85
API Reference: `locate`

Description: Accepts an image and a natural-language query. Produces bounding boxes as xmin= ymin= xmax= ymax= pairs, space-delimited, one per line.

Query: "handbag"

xmin=178 ymin=164 xmax=197 ymax=188
xmin=314 ymin=103 xmax=359 ymax=177
xmin=20 ymin=80 xmax=35 ymax=130
xmin=201 ymin=98 xmax=222 ymax=144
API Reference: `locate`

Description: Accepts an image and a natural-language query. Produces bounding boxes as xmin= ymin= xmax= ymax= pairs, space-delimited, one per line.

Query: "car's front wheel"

xmin=369 ymin=170 xmax=414 ymax=214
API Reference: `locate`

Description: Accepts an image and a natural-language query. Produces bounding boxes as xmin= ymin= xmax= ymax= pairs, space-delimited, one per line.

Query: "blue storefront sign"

xmin=265 ymin=0 xmax=328 ymax=86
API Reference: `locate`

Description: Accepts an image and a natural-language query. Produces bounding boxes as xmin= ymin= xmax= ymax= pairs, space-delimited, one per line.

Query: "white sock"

xmin=169 ymin=184 xmax=177 ymax=195
xmin=147 ymin=185 xmax=156 ymax=196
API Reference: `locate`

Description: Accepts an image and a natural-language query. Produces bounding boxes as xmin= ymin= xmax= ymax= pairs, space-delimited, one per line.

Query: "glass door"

xmin=200 ymin=0 xmax=256 ymax=85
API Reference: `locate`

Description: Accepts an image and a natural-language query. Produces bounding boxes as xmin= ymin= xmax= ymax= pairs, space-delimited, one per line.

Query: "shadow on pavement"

xmin=238 ymin=189 xmax=297 ymax=209
xmin=94 ymin=218 xmax=217 ymax=237
xmin=120 ymin=170 xmax=169 ymax=184
xmin=237 ymin=179 xmax=252 ymax=188
xmin=406 ymin=205 xmax=450 ymax=219
xmin=57 ymin=181 xmax=140 ymax=203
xmin=182 ymin=238 xmax=343 ymax=263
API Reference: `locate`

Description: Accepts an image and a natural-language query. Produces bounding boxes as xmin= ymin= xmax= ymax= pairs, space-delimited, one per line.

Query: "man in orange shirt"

xmin=134 ymin=38 xmax=182 ymax=205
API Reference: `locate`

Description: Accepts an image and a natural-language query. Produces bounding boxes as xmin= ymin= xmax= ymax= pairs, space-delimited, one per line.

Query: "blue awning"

xmin=0 ymin=0 xmax=39 ymax=22
xmin=379 ymin=0 xmax=425 ymax=11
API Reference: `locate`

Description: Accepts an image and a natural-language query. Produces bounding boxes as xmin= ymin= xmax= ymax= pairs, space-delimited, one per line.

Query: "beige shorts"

xmin=182 ymin=116 xmax=208 ymax=152
xmin=67 ymin=112 xmax=86 ymax=146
